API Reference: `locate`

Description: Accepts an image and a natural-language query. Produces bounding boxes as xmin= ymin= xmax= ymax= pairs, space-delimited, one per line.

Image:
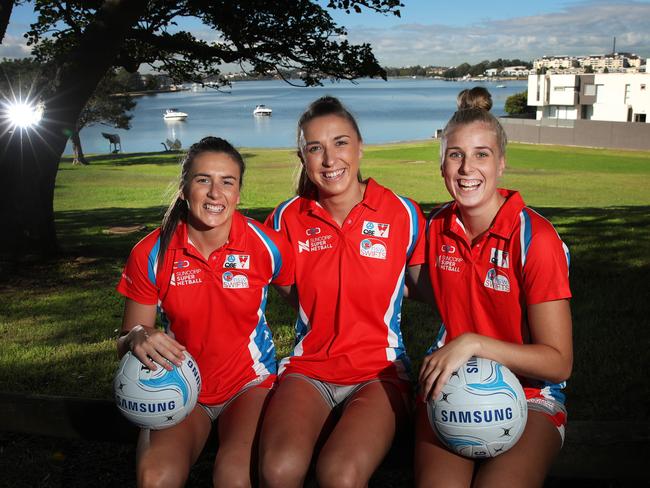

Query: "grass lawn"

xmin=1 ymin=141 xmax=649 ymax=423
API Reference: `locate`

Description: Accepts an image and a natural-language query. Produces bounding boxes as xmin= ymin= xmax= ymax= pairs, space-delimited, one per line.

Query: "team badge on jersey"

xmin=360 ymin=238 xmax=387 ymax=260
xmin=483 ymin=268 xmax=510 ymax=292
xmin=222 ymin=271 xmax=249 ymax=289
xmin=362 ymin=220 xmax=390 ymax=238
xmin=223 ymin=254 xmax=250 ymax=269
xmin=489 ymin=248 xmax=509 ymax=268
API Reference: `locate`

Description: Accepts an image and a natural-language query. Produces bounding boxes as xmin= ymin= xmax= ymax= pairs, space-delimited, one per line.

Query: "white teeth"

xmin=323 ymin=169 xmax=344 ymax=179
xmin=458 ymin=179 xmax=481 ymax=189
xmin=204 ymin=203 xmax=225 ymax=212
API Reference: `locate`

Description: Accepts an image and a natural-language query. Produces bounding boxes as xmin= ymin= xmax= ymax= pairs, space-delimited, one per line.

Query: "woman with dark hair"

xmin=116 ymin=136 xmax=294 ymax=487
xmin=415 ymin=87 xmax=573 ymax=487
xmin=260 ymin=96 xmax=427 ymax=488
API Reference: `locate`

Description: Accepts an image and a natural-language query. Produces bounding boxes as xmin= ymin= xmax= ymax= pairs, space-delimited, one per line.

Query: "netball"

xmin=427 ymin=356 xmax=528 ymax=458
xmin=114 ymin=351 xmax=201 ymax=430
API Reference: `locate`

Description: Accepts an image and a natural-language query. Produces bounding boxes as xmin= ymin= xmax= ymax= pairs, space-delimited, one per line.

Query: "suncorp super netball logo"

xmin=359 ymin=238 xmax=387 ymax=260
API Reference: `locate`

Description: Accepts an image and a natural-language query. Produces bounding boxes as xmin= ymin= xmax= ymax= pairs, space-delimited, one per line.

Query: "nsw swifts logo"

xmin=360 ymin=238 xmax=387 ymax=260
xmin=362 ymin=221 xmax=390 ymax=238
xmin=222 ymin=271 xmax=249 ymax=289
xmin=483 ymin=268 xmax=510 ymax=292
xmin=223 ymin=254 xmax=250 ymax=269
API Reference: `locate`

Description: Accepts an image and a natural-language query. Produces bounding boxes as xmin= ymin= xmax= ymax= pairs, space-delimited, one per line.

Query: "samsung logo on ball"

xmin=116 ymin=395 xmax=176 ymax=413
xmin=440 ymin=407 xmax=513 ymax=423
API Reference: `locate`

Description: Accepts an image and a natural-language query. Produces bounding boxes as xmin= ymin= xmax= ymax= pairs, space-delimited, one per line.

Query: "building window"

xmin=624 ymin=84 xmax=631 ymax=104
xmin=584 ymin=84 xmax=596 ymax=96
xmin=635 ymin=114 xmax=647 ymax=123
xmin=641 ymin=84 xmax=646 ymax=91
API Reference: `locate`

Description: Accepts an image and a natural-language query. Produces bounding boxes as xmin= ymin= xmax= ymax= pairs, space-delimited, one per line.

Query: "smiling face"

xmin=181 ymin=151 xmax=241 ymax=231
xmin=442 ymin=121 xmax=505 ymax=214
xmin=299 ymin=114 xmax=363 ymax=200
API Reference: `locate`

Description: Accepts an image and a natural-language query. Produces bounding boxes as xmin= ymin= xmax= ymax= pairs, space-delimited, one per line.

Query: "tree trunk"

xmin=71 ymin=130 xmax=89 ymax=165
xmin=0 ymin=0 xmax=148 ymax=259
xmin=0 ymin=0 xmax=15 ymax=44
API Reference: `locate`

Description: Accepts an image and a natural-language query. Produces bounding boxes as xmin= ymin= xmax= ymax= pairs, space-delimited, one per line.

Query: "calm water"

xmin=65 ymin=78 xmax=527 ymax=155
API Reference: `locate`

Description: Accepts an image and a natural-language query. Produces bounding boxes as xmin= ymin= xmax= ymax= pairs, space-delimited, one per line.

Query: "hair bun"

xmin=456 ymin=87 xmax=493 ymax=111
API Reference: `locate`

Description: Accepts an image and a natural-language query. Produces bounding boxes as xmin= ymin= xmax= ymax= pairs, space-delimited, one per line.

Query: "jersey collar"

xmin=444 ymin=188 xmax=525 ymax=240
xmin=168 ymin=211 xmax=248 ymax=252
xmin=298 ymin=177 xmax=384 ymax=214
xmin=489 ymin=189 xmax=526 ymax=239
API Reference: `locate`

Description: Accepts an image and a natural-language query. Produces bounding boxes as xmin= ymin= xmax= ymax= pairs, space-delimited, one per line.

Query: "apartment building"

xmin=528 ymin=72 xmax=650 ymax=123
xmin=533 ymin=53 xmax=643 ymax=74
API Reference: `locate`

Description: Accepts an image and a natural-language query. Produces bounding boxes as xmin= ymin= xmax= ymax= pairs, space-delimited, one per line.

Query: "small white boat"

xmin=496 ymin=84 xmax=506 ymax=88
xmin=163 ymin=108 xmax=188 ymax=120
xmin=253 ymin=104 xmax=272 ymax=116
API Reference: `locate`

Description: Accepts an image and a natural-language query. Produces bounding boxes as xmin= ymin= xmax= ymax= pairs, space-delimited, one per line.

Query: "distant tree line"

xmin=443 ymin=59 xmax=533 ymax=79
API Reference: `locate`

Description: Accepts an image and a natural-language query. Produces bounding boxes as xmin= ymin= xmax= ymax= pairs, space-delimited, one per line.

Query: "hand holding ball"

xmin=427 ymin=356 xmax=527 ymax=458
xmin=114 ymin=351 xmax=201 ymax=430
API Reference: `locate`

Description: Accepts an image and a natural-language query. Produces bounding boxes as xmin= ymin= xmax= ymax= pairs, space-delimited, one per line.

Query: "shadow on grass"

xmin=1 ymin=204 xmax=649 ymax=422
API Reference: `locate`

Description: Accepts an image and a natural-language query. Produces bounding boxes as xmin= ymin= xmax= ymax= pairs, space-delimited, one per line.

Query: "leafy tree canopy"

xmin=26 ymin=0 xmax=402 ymax=88
xmin=504 ymin=90 xmax=534 ymax=116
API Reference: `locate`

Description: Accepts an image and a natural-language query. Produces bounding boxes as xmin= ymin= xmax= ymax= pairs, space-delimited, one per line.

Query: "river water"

xmin=65 ymin=78 xmax=527 ymax=155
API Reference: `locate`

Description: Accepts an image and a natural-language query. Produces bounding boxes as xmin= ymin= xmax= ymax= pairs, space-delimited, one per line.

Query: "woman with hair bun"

xmin=260 ymin=96 xmax=426 ymax=488
xmin=415 ymin=87 xmax=573 ymax=487
xmin=116 ymin=137 xmax=294 ymax=487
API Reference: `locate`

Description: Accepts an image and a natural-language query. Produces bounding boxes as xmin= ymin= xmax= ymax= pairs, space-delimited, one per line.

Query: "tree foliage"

xmin=0 ymin=0 xmax=403 ymax=257
xmin=504 ymin=90 xmax=534 ymax=116
xmin=443 ymin=58 xmax=533 ymax=79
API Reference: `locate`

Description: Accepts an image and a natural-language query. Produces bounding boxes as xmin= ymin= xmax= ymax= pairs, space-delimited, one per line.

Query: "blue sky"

xmin=2 ymin=1 xmax=649 ymax=67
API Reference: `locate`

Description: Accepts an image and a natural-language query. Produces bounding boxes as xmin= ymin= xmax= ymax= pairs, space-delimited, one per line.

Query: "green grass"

xmin=1 ymin=141 xmax=649 ymax=422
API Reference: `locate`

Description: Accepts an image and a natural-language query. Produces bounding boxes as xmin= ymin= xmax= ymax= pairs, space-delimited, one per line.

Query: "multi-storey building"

xmin=534 ymin=53 xmax=643 ymax=74
xmin=528 ymin=71 xmax=650 ymax=123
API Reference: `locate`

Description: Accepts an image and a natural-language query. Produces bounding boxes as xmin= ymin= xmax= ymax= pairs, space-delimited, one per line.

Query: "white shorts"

xmin=199 ymin=375 xmax=272 ymax=422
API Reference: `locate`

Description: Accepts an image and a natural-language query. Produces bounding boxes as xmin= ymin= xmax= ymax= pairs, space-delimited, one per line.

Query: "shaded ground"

xmin=0 ymin=431 xmax=643 ymax=488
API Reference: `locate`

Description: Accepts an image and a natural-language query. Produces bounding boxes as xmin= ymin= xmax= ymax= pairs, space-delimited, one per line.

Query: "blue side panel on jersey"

xmin=294 ymin=314 xmax=309 ymax=346
xmin=147 ymin=237 xmax=161 ymax=286
xmin=544 ymin=381 xmax=566 ymax=404
xmin=272 ymin=197 xmax=296 ymax=231
xmin=141 ymin=366 xmax=189 ymax=404
xmin=388 ymin=272 xmax=409 ymax=369
xmin=249 ymin=222 xmax=283 ymax=280
xmin=521 ymin=209 xmax=532 ymax=266
xmin=426 ymin=323 xmax=447 ymax=355
xmin=398 ymin=196 xmax=419 ymax=259
xmin=253 ymin=287 xmax=277 ymax=374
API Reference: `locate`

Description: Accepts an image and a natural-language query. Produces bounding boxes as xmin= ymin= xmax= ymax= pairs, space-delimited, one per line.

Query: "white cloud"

xmin=0 ymin=34 xmax=31 ymax=59
xmin=343 ymin=2 xmax=650 ymax=66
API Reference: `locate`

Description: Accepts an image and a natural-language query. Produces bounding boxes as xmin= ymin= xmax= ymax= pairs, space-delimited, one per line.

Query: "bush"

xmin=504 ymin=90 xmax=535 ymax=116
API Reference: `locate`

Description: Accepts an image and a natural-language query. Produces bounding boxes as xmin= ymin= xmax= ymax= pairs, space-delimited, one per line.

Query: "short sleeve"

xmin=407 ymin=199 xmax=427 ymax=267
xmin=270 ymin=231 xmax=295 ymax=286
xmin=116 ymin=234 xmax=160 ymax=305
xmin=523 ymin=224 xmax=571 ymax=305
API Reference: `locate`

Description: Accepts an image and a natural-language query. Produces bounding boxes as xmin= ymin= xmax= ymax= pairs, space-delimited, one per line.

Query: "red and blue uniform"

xmin=427 ymin=189 xmax=571 ymax=407
xmin=266 ymin=178 xmax=426 ymax=385
xmin=117 ymin=211 xmax=294 ymax=405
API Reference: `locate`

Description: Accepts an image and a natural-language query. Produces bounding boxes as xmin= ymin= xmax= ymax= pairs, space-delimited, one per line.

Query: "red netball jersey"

xmin=427 ymin=189 xmax=571 ymax=402
xmin=267 ymin=178 xmax=426 ymax=384
xmin=117 ymin=212 xmax=294 ymax=404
